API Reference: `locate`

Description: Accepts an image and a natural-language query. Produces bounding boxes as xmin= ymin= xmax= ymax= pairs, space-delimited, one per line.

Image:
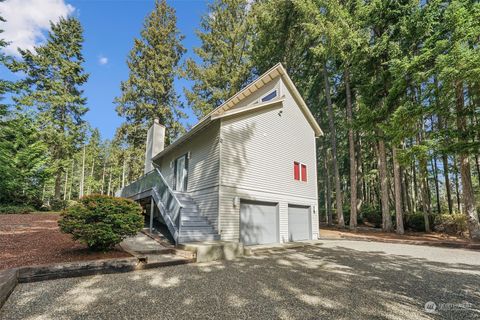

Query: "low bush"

xmin=59 ymin=194 xmax=144 ymax=251
xmin=434 ymin=214 xmax=468 ymax=236
xmin=360 ymin=205 xmax=383 ymax=228
xmin=340 ymin=207 xmax=364 ymax=226
xmin=0 ymin=205 xmax=35 ymax=214
xmin=50 ymin=199 xmax=68 ymax=211
xmin=405 ymin=213 xmax=435 ymax=232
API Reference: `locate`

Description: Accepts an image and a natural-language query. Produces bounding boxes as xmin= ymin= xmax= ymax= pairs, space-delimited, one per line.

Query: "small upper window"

xmin=293 ymin=162 xmax=300 ymax=180
xmin=261 ymin=90 xmax=277 ymax=102
xmin=301 ymin=164 xmax=307 ymax=182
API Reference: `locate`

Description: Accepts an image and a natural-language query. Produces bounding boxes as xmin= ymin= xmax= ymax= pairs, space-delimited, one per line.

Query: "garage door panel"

xmin=240 ymin=201 xmax=278 ymax=245
xmin=288 ymin=205 xmax=310 ymax=241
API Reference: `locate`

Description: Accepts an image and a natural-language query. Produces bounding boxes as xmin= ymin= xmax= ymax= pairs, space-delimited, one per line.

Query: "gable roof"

xmin=152 ymin=63 xmax=323 ymax=161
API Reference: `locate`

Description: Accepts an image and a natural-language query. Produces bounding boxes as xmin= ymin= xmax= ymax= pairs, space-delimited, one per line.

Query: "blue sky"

xmin=1 ymin=0 xmax=210 ymax=139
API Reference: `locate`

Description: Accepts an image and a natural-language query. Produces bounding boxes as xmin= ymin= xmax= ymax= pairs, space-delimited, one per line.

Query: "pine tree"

xmin=0 ymin=1 xmax=13 ymax=115
xmin=11 ymin=17 xmax=88 ymax=200
xmin=115 ymin=0 xmax=185 ymax=180
xmin=185 ymin=0 xmax=254 ymax=117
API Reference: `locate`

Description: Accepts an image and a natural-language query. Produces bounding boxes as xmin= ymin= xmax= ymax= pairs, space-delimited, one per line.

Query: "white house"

xmin=119 ymin=63 xmax=323 ymax=245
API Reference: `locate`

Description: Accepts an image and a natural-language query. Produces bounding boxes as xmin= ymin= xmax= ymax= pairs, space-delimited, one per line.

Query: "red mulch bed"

xmin=0 ymin=213 xmax=131 ymax=270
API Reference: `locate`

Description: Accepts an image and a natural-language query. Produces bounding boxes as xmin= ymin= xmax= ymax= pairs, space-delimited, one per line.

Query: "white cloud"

xmin=98 ymin=55 xmax=108 ymax=65
xmin=0 ymin=0 xmax=75 ymax=56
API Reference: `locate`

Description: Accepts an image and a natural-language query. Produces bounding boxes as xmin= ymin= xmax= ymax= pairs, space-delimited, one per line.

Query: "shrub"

xmin=50 ymin=199 xmax=68 ymax=211
xmin=59 ymin=195 xmax=144 ymax=251
xmin=434 ymin=214 xmax=468 ymax=236
xmin=360 ymin=205 xmax=382 ymax=228
xmin=0 ymin=205 xmax=35 ymax=214
xmin=340 ymin=206 xmax=364 ymax=226
xmin=405 ymin=213 xmax=435 ymax=232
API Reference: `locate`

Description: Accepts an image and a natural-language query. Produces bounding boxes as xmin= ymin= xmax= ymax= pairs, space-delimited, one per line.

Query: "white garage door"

xmin=240 ymin=200 xmax=278 ymax=245
xmin=288 ymin=205 xmax=311 ymax=241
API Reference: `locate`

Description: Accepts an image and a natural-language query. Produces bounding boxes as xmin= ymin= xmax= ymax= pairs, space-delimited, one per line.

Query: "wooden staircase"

xmin=174 ymin=192 xmax=220 ymax=243
xmin=118 ymin=169 xmax=220 ymax=244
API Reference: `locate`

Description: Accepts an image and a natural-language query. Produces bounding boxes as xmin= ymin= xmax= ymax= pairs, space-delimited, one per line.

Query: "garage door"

xmin=288 ymin=205 xmax=311 ymax=241
xmin=240 ymin=200 xmax=278 ymax=245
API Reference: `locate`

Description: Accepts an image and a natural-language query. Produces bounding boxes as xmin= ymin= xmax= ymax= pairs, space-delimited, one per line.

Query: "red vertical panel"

xmin=294 ymin=162 xmax=300 ymax=180
xmin=301 ymin=164 xmax=307 ymax=182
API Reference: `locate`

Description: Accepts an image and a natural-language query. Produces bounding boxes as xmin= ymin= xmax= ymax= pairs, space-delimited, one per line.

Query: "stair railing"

xmin=119 ymin=168 xmax=183 ymax=242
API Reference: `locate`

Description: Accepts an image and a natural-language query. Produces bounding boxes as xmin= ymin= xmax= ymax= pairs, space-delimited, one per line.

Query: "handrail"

xmin=118 ymin=168 xmax=183 ymax=242
xmin=154 ymin=168 xmax=184 ymax=208
xmin=120 ymin=169 xmax=183 ymax=207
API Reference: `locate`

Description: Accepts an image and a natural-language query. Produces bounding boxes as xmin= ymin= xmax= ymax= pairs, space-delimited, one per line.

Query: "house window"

xmin=294 ymin=162 xmax=307 ymax=182
xmin=301 ymin=164 xmax=307 ymax=182
xmin=294 ymin=162 xmax=300 ymax=180
xmin=261 ymin=90 xmax=277 ymax=102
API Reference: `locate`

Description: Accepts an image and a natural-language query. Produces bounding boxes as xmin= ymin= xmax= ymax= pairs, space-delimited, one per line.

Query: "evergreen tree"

xmin=12 ymin=17 xmax=89 ymax=200
xmin=0 ymin=115 xmax=50 ymax=204
xmin=0 ymin=0 xmax=13 ymax=115
xmin=185 ymin=0 xmax=254 ymax=117
xmin=115 ymin=0 xmax=185 ymax=167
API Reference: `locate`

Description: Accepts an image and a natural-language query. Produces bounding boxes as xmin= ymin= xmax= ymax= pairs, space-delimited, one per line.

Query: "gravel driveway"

xmin=1 ymin=240 xmax=479 ymax=320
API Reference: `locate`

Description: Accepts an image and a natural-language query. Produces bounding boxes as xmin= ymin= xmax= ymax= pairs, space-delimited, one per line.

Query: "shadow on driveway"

xmin=1 ymin=241 xmax=479 ymax=319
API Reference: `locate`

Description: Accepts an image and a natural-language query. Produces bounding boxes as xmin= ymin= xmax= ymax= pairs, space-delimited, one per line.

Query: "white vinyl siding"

xmin=219 ymin=77 xmax=318 ymax=241
xmin=154 ymin=121 xmax=220 ymax=229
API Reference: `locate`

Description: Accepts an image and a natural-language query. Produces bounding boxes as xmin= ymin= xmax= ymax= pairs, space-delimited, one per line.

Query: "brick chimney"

xmin=144 ymin=118 xmax=165 ymax=174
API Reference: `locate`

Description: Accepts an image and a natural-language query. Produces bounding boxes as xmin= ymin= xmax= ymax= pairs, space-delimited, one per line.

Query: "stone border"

xmin=0 ymin=253 xmax=196 ymax=309
xmin=0 ymin=269 xmax=17 ymax=308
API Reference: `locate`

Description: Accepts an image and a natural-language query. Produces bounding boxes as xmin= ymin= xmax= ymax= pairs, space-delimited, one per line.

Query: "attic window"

xmin=261 ymin=90 xmax=277 ymax=102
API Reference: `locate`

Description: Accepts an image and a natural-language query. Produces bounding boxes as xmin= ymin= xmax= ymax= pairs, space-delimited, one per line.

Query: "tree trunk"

xmin=122 ymin=156 xmax=127 ymax=189
xmin=101 ymin=160 xmax=107 ymax=195
xmin=324 ymin=149 xmax=333 ymax=226
xmin=431 ymin=156 xmax=441 ymax=214
xmin=454 ymin=81 xmax=480 ymax=240
xmin=417 ymin=128 xmax=431 ymax=232
xmin=79 ymin=145 xmax=86 ymax=198
xmin=87 ymin=158 xmax=95 ymax=195
xmin=442 ymin=154 xmax=453 ymax=214
xmin=323 ymin=64 xmax=344 ymax=227
xmin=68 ymin=160 xmax=74 ymax=201
xmin=54 ymin=168 xmax=63 ymax=200
xmin=392 ymin=147 xmax=404 ymax=234
xmin=63 ymin=167 xmax=68 ymax=201
xmin=378 ymin=137 xmax=392 ymax=231
xmin=345 ymin=69 xmax=357 ymax=229
xmin=453 ymin=160 xmax=462 ymax=213
xmin=412 ymin=159 xmax=418 ymax=213
xmin=403 ymin=167 xmax=412 ymax=214
xmin=107 ymin=169 xmax=112 ymax=196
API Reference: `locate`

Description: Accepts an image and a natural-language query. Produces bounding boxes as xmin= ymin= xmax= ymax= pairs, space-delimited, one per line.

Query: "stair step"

xmin=181 ymin=212 xmax=204 ymax=217
xmin=181 ymin=204 xmax=198 ymax=210
xmin=181 ymin=217 xmax=205 ymax=223
xmin=180 ymin=230 xmax=217 ymax=236
xmin=180 ymin=226 xmax=215 ymax=232
xmin=181 ymin=220 xmax=211 ymax=227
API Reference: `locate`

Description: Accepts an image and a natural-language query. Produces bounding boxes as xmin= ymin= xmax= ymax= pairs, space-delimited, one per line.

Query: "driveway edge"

xmin=0 ymin=269 xmax=17 ymax=308
xmin=319 ymin=235 xmax=480 ymax=250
